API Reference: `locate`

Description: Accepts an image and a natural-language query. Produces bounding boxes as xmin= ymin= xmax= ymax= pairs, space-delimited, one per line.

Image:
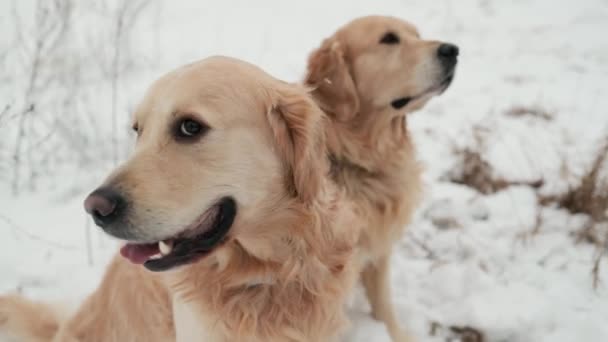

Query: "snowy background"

xmin=1 ymin=0 xmax=608 ymax=341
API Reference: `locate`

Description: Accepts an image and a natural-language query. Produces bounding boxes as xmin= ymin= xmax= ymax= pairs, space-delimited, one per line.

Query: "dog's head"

xmin=83 ymin=56 xmax=328 ymax=272
xmin=306 ymin=15 xmax=458 ymax=121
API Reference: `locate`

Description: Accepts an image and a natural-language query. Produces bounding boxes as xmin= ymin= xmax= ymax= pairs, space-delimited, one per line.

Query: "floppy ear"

xmin=305 ymin=38 xmax=359 ymax=121
xmin=267 ymin=87 xmax=326 ymax=203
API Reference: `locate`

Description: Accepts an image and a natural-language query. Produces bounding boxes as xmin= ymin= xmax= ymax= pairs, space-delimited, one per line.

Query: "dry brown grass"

xmin=593 ymin=243 xmax=606 ymax=289
xmin=540 ymin=140 xmax=608 ymax=223
xmin=539 ymin=138 xmax=608 ymax=225
xmin=430 ymin=321 xmax=485 ymax=342
xmin=539 ymin=137 xmax=608 ymax=288
xmin=447 ymin=147 xmax=543 ymax=195
xmin=449 ymin=326 xmax=485 ymax=342
xmin=448 ymin=128 xmax=608 ymax=287
xmin=505 ymin=105 xmax=554 ymax=121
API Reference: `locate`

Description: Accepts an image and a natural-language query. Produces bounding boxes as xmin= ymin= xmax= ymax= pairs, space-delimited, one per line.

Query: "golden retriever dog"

xmin=305 ymin=16 xmax=459 ymax=341
xmin=0 ymin=56 xmax=361 ymax=342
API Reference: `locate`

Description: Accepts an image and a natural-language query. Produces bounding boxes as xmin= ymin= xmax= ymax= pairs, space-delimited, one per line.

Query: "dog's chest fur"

xmin=173 ymin=296 xmax=221 ymax=342
xmin=330 ymin=146 xmax=422 ymax=258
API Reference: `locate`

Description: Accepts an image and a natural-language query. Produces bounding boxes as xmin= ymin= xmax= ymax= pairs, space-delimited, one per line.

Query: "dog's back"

xmin=0 ymin=295 xmax=60 ymax=342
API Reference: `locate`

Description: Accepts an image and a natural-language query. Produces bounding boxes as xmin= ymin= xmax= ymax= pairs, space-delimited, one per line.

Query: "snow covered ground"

xmin=1 ymin=0 xmax=608 ymax=341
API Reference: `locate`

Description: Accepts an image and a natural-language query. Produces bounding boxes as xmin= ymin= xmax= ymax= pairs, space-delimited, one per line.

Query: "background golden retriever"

xmin=305 ymin=16 xmax=458 ymax=342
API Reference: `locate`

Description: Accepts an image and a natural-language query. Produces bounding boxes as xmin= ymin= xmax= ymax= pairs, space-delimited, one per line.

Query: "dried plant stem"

xmin=109 ymin=4 xmax=126 ymax=166
xmin=12 ymin=37 xmax=42 ymax=195
xmin=592 ymin=238 xmax=607 ymax=290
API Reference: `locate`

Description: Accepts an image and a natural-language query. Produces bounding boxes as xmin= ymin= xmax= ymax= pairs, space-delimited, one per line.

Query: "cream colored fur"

xmin=306 ymin=16 xmax=456 ymax=342
xmin=0 ymin=56 xmax=361 ymax=342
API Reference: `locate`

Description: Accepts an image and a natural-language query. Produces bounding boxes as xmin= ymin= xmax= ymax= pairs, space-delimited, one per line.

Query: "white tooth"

xmin=149 ymin=254 xmax=162 ymax=260
xmin=159 ymin=240 xmax=173 ymax=255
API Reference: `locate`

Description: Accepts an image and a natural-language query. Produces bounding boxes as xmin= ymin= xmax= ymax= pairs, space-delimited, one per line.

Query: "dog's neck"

xmin=167 ymin=192 xmax=358 ymax=342
xmin=329 ymin=153 xmax=380 ymax=180
xmin=325 ymin=110 xmax=413 ymax=178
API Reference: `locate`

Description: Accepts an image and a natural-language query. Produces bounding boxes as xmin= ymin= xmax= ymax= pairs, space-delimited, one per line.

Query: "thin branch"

xmin=109 ymin=2 xmax=126 ymax=166
xmin=407 ymin=233 xmax=437 ymax=260
xmin=108 ymin=0 xmax=151 ymax=165
xmin=0 ymin=214 xmax=78 ymax=250
xmin=0 ymin=104 xmax=10 ymax=124
xmin=592 ymin=233 xmax=608 ymax=290
xmin=10 ymin=0 xmax=72 ymax=194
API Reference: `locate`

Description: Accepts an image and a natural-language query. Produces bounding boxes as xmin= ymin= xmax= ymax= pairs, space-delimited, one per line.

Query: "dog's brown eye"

xmin=175 ymin=118 xmax=208 ymax=140
xmin=380 ymin=32 xmax=400 ymax=44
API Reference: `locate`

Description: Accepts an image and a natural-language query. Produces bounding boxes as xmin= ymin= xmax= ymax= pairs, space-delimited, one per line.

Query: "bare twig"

xmin=592 ymin=245 xmax=605 ymax=290
xmin=10 ymin=0 xmax=72 ymax=194
xmin=449 ymin=326 xmax=485 ymax=342
xmin=446 ymin=146 xmax=544 ymax=195
xmin=108 ymin=0 xmax=151 ymax=165
xmin=0 ymin=214 xmax=77 ymax=250
xmin=429 ymin=321 xmax=485 ymax=342
xmin=109 ymin=3 xmax=125 ymax=166
xmin=407 ymin=233 xmax=437 ymax=260
xmin=537 ymin=134 xmax=608 ymax=288
xmin=539 ymin=135 xmax=608 ymax=222
xmin=531 ymin=205 xmax=544 ymax=236
xmin=4 ymin=0 xmax=153 ymax=192
xmin=505 ymin=105 xmax=554 ymax=121
xmin=0 ymin=104 xmax=10 ymax=123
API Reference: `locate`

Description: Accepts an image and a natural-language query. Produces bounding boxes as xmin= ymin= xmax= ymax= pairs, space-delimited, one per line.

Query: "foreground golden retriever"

xmin=0 ymin=56 xmax=361 ymax=342
xmin=305 ymin=16 xmax=459 ymax=341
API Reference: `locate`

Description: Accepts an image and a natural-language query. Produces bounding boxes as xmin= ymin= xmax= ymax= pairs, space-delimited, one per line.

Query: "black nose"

xmin=84 ymin=187 xmax=126 ymax=227
xmin=437 ymin=43 xmax=459 ymax=68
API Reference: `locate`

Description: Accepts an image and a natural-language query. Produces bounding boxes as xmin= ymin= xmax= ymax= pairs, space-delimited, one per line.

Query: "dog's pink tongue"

xmin=120 ymin=243 xmax=159 ymax=264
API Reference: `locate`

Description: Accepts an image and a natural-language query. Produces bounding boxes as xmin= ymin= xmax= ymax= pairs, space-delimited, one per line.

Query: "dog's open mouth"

xmin=120 ymin=197 xmax=237 ymax=272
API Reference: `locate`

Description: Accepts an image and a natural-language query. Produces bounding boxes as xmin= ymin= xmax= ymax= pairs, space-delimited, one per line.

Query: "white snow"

xmin=1 ymin=0 xmax=608 ymax=341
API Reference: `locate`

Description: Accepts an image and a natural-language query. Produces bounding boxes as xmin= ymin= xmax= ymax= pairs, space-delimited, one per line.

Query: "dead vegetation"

xmin=3 ymin=0 xmax=154 ymax=194
xmin=505 ymin=105 xmax=554 ymax=121
xmin=539 ymin=137 xmax=608 ymax=288
xmin=445 ymin=125 xmax=543 ymax=195
xmin=11 ymin=0 xmax=73 ymax=194
xmin=539 ymin=138 xmax=608 ymax=223
xmin=430 ymin=321 xmax=485 ymax=342
xmin=446 ymin=122 xmax=608 ymax=288
xmin=446 ymin=105 xmax=554 ymax=195
xmin=449 ymin=326 xmax=485 ymax=342
xmin=446 ymin=146 xmax=543 ymax=195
